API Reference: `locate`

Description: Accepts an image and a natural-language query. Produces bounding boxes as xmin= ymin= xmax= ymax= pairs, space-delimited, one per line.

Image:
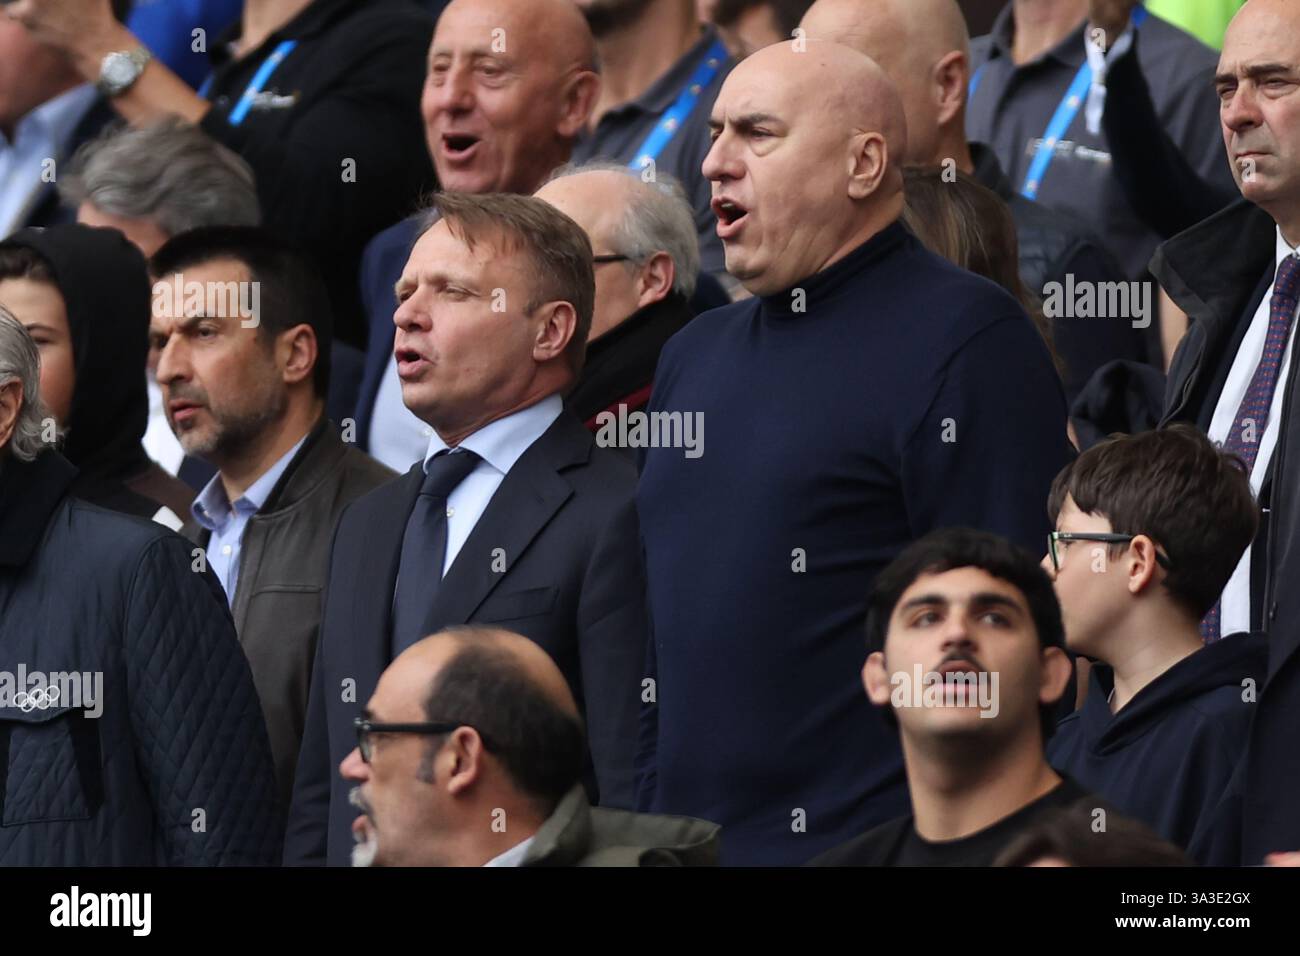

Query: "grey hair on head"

xmin=543 ymin=160 xmax=699 ymax=298
xmin=60 ymin=117 xmax=261 ymax=237
xmin=0 ymin=307 xmax=59 ymax=461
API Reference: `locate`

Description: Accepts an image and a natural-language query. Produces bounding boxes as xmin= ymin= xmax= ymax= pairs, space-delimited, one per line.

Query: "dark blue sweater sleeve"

xmin=901 ymin=315 xmax=1071 ymax=552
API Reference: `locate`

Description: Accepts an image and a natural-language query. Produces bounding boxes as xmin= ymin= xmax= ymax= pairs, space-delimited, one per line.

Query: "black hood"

xmin=1081 ymin=632 xmax=1268 ymax=754
xmin=2 ymin=224 xmax=152 ymax=488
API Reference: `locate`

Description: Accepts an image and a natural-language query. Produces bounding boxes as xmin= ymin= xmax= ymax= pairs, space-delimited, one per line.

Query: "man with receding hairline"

xmin=801 ymin=0 xmax=1137 ymax=400
xmin=636 ymin=39 xmax=1070 ymax=865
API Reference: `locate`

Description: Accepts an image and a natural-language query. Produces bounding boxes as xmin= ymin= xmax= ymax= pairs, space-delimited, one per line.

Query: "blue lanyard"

xmin=967 ymin=6 xmax=1148 ymax=200
xmin=196 ymin=39 xmax=299 ymax=127
xmin=628 ymin=38 xmax=728 ymax=171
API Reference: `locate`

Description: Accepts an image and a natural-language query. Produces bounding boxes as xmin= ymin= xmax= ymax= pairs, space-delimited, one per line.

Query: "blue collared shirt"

xmin=191 ymin=436 xmax=307 ymax=604
xmin=0 ymin=84 xmax=98 ymax=237
xmin=421 ymin=394 xmax=562 ymax=578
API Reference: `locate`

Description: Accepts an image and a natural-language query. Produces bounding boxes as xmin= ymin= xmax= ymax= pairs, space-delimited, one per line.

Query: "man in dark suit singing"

xmin=284 ymin=192 xmax=648 ymax=866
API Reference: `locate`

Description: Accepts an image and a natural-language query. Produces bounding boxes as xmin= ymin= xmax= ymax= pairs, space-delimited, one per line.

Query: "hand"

xmin=4 ymin=0 xmax=134 ymax=80
xmin=1088 ymin=0 xmax=1142 ymax=49
xmin=1265 ymin=851 xmax=1300 ymax=867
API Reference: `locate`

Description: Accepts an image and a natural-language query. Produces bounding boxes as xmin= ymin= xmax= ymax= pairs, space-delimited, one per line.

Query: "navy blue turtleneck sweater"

xmin=636 ymin=222 xmax=1072 ymax=866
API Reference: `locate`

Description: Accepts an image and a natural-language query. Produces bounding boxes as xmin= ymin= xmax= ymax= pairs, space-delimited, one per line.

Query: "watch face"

xmin=104 ymin=56 xmax=135 ymax=85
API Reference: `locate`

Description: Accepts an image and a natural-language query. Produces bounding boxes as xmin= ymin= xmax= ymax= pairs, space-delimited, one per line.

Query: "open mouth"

xmin=935 ymin=657 xmax=985 ymax=679
xmin=441 ymin=133 xmax=480 ymax=159
xmin=712 ymin=197 xmax=749 ymax=238
xmin=395 ymin=347 xmax=429 ymax=379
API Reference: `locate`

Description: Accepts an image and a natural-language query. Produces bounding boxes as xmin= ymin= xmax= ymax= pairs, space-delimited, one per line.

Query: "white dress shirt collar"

xmin=422 ymin=394 xmax=563 ymax=477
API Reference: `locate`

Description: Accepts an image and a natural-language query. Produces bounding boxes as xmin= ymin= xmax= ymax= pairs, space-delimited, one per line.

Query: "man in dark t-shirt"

xmin=812 ymin=528 xmax=1143 ymax=867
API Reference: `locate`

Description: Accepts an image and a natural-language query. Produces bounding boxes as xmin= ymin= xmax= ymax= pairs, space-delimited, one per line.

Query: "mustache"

xmin=165 ymin=383 xmax=209 ymax=407
xmin=348 ymin=785 xmax=372 ymax=819
xmin=936 ymin=650 xmax=988 ymax=674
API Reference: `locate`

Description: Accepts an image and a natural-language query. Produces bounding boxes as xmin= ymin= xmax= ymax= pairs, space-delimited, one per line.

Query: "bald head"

xmin=395 ymin=627 xmax=580 ymax=722
xmin=702 ymin=40 xmax=907 ymax=294
xmin=741 ymin=40 xmax=907 ymax=158
xmin=348 ymin=626 xmax=585 ymax=867
xmin=801 ymin=0 xmax=971 ymax=165
xmin=424 ymin=0 xmax=600 ymax=193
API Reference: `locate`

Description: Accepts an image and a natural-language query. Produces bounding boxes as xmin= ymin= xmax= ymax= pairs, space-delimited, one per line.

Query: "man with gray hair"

xmin=536 ymin=161 xmax=700 ymax=430
xmin=61 ymin=117 xmax=260 ymax=260
xmin=0 ymin=307 xmax=281 ymax=866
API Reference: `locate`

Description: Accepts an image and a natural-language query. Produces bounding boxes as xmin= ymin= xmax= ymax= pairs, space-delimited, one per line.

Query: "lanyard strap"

xmin=628 ymin=38 xmax=728 ymax=172
xmin=967 ymin=5 xmax=1148 ymax=200
xmin=197 ymin=39 xmax=299 ymax=127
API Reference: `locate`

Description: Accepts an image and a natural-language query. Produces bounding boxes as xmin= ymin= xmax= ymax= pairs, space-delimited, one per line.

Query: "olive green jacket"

xmin=521 ymin=786 xmax=720 ymax=867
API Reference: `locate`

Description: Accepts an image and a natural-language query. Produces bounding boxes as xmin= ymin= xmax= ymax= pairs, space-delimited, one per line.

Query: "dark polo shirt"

xmin=573 ymin=27 xmax=734 ymax=276
xmin=966 ymin=4 xmax=1233 ymax=279
xmin=199 ymin=0 xmax=436 ymax=347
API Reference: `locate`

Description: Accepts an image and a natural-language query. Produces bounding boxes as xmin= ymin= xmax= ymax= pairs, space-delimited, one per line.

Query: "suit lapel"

xmin=352 ymin=463 xmax=424 ymax=691
xmin=424 ymin=414 xmax=590 ymax=629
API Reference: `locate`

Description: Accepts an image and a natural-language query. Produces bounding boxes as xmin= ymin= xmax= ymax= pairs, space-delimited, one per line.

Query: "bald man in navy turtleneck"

xmin=635 ymin=40 xmax=1072 ymax=866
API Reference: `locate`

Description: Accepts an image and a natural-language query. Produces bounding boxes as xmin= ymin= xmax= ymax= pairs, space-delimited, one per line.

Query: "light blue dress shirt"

xmin=421 ymin=394 xmax=563 ymax=577
xmin=0 ymin=84 xmax=98 ymax=238
xmin=191 ymin=436 xmax=307 ymax=604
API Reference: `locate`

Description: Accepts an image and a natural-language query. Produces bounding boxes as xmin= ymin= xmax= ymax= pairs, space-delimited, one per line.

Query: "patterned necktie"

xmin=1202 ymin=253 xmax=1300 ymax=642
xmin=391 ymin=449 xmax=481 ymax=653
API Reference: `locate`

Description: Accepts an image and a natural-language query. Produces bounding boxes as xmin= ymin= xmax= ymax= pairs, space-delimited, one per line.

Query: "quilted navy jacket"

xmin=0 ymin=450 xmax=281 ymax=865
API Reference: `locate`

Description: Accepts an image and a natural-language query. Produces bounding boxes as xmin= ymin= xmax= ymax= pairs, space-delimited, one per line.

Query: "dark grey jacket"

xmin=0 ymin=450 xmax=280 ymax=865
xmin=183 ymin=419 xmax=394 ymax=809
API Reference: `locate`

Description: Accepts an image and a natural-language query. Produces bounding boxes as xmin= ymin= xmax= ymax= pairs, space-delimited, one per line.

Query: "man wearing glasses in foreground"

xmin=340 ymin=625 xmax=719 ymax=867
xmin=1043 ymin=424 xmax=1264 ymax=863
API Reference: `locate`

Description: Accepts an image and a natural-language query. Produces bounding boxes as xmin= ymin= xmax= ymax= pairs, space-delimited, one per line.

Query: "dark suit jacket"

xmin=283 ymin=410 xmax=648 ymax=865
xmin=1155 ymin=198 xmax=1300 ymax=862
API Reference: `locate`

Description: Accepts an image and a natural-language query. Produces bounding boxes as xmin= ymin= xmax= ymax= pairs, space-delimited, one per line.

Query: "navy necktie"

xmin=1202 ymin=254 xmax=1300 ymax=642
xmin=391 ymin=449 xmax=481 ymax=653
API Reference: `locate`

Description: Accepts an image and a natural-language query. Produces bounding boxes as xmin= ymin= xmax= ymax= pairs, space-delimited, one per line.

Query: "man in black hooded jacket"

xmin=0 ymin=223 xmax=192 ymax=525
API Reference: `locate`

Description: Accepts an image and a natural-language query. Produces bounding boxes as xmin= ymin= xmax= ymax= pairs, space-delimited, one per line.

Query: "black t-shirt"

xmin=810 ymin=777 xmax=1095 ymax=867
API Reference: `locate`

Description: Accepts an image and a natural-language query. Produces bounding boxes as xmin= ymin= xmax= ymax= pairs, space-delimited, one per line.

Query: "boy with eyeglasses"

xmin=1043 ymin=424 xmax=1264 ymax=859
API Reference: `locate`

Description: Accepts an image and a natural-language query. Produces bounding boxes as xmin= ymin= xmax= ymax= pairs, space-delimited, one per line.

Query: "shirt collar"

xmin=423 ymin=394 xmax=563 ymax=476
xmin=190 ymin=434 xmax=308 ymax=531
xmin=482 ymin=834 xmax=537 ymax=868
xmin=619 ymin=25 xmax=727 ymax=116
xmin=1278 ymin=226 xmax=1300 ymax=269
xmin=1 ymin=84 xmax=97 ymax=151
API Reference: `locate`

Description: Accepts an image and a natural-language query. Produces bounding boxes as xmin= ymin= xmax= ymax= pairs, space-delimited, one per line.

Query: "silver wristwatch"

xmin=96 ymin=46 xmax=152 ymax=98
